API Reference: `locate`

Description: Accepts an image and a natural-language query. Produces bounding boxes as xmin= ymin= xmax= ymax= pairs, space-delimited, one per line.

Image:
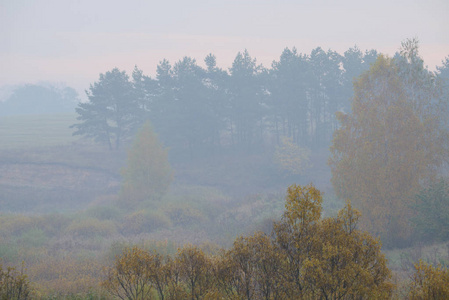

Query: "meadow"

xmin=0 ymin=114 xmax=79 ymax=149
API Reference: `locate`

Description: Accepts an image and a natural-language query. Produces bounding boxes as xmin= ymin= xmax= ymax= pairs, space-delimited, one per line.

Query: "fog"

xmin=1 ymin=1 xmax=449 ymax=298
xmin=1 ymin=0 xmax=448 ymax=98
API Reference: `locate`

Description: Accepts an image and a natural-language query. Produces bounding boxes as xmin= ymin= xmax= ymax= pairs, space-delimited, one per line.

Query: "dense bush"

xmin=408 ymin=260 xmax=449 ymax=299
xmin=120 ymin=210 xmax=172 ymax=235
xmin=65 ymin=218 xmax=117 ymax=238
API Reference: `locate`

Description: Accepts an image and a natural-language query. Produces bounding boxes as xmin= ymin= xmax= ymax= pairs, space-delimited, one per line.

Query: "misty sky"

xmin=1 ymin=0 xmax=448 ymax=99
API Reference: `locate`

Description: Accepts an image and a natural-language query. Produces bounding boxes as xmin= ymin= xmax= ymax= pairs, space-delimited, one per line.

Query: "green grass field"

xmin=0 ymin=113 xmax=80 ymax=149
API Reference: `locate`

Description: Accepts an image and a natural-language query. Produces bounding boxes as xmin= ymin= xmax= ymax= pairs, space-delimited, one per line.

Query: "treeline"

xmin=0 ymin=83 xmax=79 ymax=116
xmin=73 ymin=46 xmax=383 ymax=154
xmin=72 ymin=43 xmax=449 ymax=157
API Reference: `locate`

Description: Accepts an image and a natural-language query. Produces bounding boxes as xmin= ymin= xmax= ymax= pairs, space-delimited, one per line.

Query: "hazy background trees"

xmin=71 ymin=45 xmax=384 ymax=158
xmin=71 ymin=68 xmax=139 ymax=150
xmin=69 ymin=41 xmax=449 ymax=249
xmin=0 ymin=83 xmax=79 ymax=116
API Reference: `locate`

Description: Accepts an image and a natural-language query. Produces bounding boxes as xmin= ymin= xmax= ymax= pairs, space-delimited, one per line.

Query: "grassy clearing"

xmin=0 ymin=113 xmax=79 ymax=149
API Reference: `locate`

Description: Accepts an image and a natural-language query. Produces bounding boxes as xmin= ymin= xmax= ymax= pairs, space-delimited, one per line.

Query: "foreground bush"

xmin=103 ymin=184 xmax=394 ymax=299
xmin=0 ymin=262 xmax=32 ymax=300
xmin=408 ymin=260 xmax=449 ymax=299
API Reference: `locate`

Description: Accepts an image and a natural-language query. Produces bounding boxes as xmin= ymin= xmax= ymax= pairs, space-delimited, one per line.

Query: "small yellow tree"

xmin=274 ymin=184 xmax=393 ymax=299
xmin=120 ymin=121 xmax=173 ymax=204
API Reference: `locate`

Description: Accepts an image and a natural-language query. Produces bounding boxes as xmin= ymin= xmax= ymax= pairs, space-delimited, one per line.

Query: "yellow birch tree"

xmin=329 ymin=46 xmax=448 ymax=245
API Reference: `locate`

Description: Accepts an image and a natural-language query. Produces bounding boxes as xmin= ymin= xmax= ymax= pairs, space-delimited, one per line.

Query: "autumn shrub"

xmin=0 ymin=213 xmax=72 ymax=241
xmin=408 ymin=260 xmax=449 ymax=299
xmin=120 ymin=209 xmax=171 ymax=235
xmin=65 ymin=218 xmax=117 ymax=238
xmin=169 ymin=185 xmax=228 ymax=218
xmin=102 ymin=246 xmax=159 ymax=300
xmin=164 ymin=204 xmax=206 ymax=227
xmin=17 ymin=228 xmax=48 ymax=248
xmin=214 ymin=193 xmax=284 ymax=241
xmin=0 ymin=261 xmax=33 ymax=300
xmin=28 ymin=255 xmax=103 ymax=297
xmin=0 ymin=214 xmax=36 ymax=236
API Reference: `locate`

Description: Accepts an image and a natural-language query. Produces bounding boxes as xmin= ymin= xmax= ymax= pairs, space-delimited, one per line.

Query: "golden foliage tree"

xmin=408 ymin=260 xmax=449 ymax=299
xmin=120 ymin=121 xmax=173 ymax=204
xmin=102 ymin=246 xmax=155 ymax=300
xmin=219 ymin=232 xmax=282 ymax=300
xmin=274 ymin=184 xmax=393 ymax=299
xmin=272 ymin=184 xmax=322 ymax=298
xmin=329 ymin=43 xmax=449 ymax=245
xmin=303 ymin=202 xmax=393 ymax=299
xmin=177 ymin=245 xmax=213 ymax=300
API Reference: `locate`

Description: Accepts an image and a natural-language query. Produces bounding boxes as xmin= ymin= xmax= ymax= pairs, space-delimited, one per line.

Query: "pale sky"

xmin=1 ymin=0 xmax=448 ymax=100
